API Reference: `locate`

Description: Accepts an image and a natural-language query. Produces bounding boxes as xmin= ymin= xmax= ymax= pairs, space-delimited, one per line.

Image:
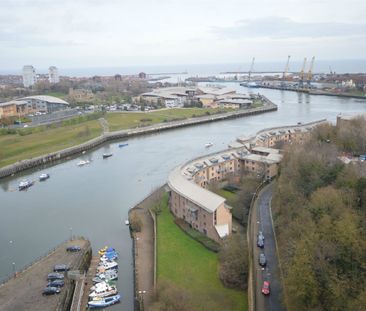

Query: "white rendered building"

xmin=22 ymin=65 xmax=37 ymax=87
xmin=48 ymin=66 xmax=59 ymax=83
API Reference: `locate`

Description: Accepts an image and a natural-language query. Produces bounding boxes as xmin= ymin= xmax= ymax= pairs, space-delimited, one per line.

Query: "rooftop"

xmin=168 ymin=166 xmax=225 ymax=213
xmin=17 ymin=95 xmax=69 ymax=105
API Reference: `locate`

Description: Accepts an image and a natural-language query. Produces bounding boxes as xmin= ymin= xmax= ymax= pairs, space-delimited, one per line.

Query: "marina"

xmin=1 ymin=86 xmax=366 ymax=310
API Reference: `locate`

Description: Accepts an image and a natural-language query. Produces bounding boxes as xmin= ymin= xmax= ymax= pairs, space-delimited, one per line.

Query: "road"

xmin=252 ymin=184 xmax=286 ymax=311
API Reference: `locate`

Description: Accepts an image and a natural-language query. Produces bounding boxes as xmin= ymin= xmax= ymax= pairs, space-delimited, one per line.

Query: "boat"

xmin=205 ymin=143 xmax=213 ymax=148
xmin=97 ymin=260 xmax=118 ymax=271
xmin=39 ymin=173 xmax=50 ymax=181
xmin=93 ymin=274 xmax=118 ymax=284
xmin=100 ymin=252 xmax=118 ymax=261
xmin=77 ymin=160 xmax=90 ymax=166
xmin=125 ymin=220 xmax=130 ymax=226
xmin=118 ymin=143 xmax=128 ymax=148
xmin=98 ymin=246 xmax=108 ymax=256
xmin=18 ymin=179 xmax=34 ymax=191
xmin=102 ymin=153 xmax=113 ymax=159
xmin=88 ymin=294 xmax=121 ymax=308
xmin=89 ymin=286 xmax=118 ymax=298
xmin=90 ymin=280 xmax=117 ymax=291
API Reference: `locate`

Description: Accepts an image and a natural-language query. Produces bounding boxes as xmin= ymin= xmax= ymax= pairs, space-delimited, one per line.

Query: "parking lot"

xmin=0 ymin=238 xmax=90 ymax=311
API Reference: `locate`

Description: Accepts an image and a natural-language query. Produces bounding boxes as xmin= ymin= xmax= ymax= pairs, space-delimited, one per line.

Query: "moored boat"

xmin=89 ymin=285 xmax=118 ymax=298
xmin=118 ymin=143 xmax=128 ymax=148
xmin=90 ymin=280 xmax=117 ymax=292
xmin=77 ymin=160 xmax=90 ymax=166
xmin=18 ymin=179 xmax=34 ymax=191
xmin=102 ymin=153 xmax=113 ymax=159
xmin=97 ymin=260 xmax=118 ymax=271
xmin=205 ymin=142 xmax=213 ymax=148
xmin=88 ymin=294 xmax=121 ymax=308
xmin=39 ymin=173 xmax=50 ymax=181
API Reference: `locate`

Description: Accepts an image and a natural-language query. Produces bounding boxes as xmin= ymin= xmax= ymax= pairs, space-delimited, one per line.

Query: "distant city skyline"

xmin=1 ymin=0 xmax=365 ymax=70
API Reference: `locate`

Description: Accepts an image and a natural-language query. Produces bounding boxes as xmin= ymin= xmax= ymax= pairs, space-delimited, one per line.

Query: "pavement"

xmin=131 ymin=187 xmax=165 ymax=310
xmin=0 ymin=238 xmax=90 ymax=311
xmin=252 ymin=184 xmax=286 ymax=311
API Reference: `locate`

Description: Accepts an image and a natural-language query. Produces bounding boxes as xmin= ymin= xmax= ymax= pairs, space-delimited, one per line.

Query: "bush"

xmin=218 ymin=235 xmax=248 ymax=289
xmin=174 ymin=218 xmax=221 ymax=252
xmin=129 ymin=212 xmax=143 ymax=232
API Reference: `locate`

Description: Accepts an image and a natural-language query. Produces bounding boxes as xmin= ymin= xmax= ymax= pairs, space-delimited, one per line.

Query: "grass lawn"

xmin=105 ymin=108 xmax=229 ymax=131
xmin=0 ymin=121 xmax=102 ymax=168
xmin=216 ymin=189 xmax=238 ymax=202
xmin=157 ymin=195 xmax=247 ymax=311
xmin=44 ymin=91 xmax=68 ymax=99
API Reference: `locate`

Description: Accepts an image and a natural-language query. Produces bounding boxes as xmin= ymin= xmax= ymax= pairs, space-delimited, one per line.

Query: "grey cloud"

xmin=212 ymin=17 xmax=366 ymax=39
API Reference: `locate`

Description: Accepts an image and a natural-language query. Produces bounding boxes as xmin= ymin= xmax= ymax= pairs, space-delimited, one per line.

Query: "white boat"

xmin=77 ymin=160 xmax=90 ymax=166
xmin=93 ymin=272 xmax=118 ymax=283
xmin=95 ymin=269 xmax=118 ymax=278
xmin=97 ymin=260 xmax=118 ymax=271
xmin=90 ymin=281 xmax=116 ymax=292
xmin=18 ymin=179 xmax=34 ymax=191
xmin=39 ymin=173 xmax=50 ymax=181
xmin=89 ymin=286 xmax=118 ymax=298
xmin=88 ymin=294 xmax=121 ymax=308
xmin=100 ymin=254 xmax=118 ymax=262
xmin=205 ymin=142 xmax=213 ymax=148
xmin=125 ymin=220 xmax=130 ymax=226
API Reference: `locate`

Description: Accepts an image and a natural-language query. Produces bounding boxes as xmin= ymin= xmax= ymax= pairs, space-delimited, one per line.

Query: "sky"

xmin=0 ymin=0 xmax=365 ymax=72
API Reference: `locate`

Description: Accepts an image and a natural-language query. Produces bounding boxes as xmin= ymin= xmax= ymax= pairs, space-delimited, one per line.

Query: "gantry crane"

xmin=281 ymin=55 xmax=291 ymax=87
xmin=299 ymin=57 xmax=307 ymax=88
xmin=306 ymin=56 xmax=315 ymax=87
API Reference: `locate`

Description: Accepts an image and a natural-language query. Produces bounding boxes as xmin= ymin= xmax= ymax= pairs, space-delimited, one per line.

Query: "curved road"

xmin=252 ymin=184 xmax=286 ymax=311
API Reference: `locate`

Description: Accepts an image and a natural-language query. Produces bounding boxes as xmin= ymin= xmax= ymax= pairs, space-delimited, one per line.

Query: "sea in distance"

xmin=1 ymin=59 xmax=366 ymax=77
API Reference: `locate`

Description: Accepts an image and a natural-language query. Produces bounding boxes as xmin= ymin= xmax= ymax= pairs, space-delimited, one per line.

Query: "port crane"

xmin=298 ymin=57 xmax=307 ymax=88
xmin=281 ymin=55 xmax=291 ymax=87
xmin=306 ymin=56 xmax=315 ymax=88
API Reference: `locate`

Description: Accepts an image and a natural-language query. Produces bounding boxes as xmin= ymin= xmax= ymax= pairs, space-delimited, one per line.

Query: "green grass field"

xmin=105 ymin=108 xmax=228 ymax=131
xmin=157 ymin=195 xmax=247 ymax=311
xmin=0 ymin=121 xmax=102 ymax=167
xmin=0 ymin=108 xmax=231 ymax=168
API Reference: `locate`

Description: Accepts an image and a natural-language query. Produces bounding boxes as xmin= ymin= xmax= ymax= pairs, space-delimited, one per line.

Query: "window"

xmin=214 ymin=211 xmax=217 ymax=225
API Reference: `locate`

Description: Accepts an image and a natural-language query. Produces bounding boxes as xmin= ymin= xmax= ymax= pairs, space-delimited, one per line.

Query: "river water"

xmin=1 ymin=85 xmax=366 ymax=310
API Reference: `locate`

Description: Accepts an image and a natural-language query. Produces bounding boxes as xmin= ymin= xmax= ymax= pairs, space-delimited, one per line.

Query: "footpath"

xmin=129 ymin=186 xmax=166 ymax=310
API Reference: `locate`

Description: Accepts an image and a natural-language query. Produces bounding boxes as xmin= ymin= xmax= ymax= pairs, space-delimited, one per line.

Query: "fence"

xmin=0 ymin=236 xmax=88 ymax=287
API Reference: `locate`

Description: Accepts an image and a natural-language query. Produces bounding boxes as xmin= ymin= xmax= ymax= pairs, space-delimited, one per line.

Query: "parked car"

xmin=257 ymin=236 xmax=264 ymax=248
xmin=54 ymin=264 xmax=69 ymax=272
xmin=259 ymin=253 xmax=267 ymax=267
xmin=258 ymin=231 xmax=265 ymax=241
xmin=47 ymin=280 xmax=65 ymax=287
xmin=47 ymin=273 xmax=64 ymax=280
xmin=66 ymin=245 xmax=81 ymax=252
xmin=262 ymin=281 xmax=270 ymax=295
xmin=42 ymin=286 xmax=61 ymax=295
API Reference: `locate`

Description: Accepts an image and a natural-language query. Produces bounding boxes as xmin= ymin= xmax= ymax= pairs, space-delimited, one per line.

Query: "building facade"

xmin=48 ymin=66 xmax=59 ymax=84
xmin=22 ymin=65 xmax=37 ymax=88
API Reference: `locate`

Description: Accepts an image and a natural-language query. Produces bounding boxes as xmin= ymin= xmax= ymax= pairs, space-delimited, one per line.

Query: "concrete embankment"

xmin=0 ymin=102 xmax=277 ymax=179
xmin=0 ymin=238 xmax=91 ymax=311
xmin=260 ymin=85 xmax=366 ymax=99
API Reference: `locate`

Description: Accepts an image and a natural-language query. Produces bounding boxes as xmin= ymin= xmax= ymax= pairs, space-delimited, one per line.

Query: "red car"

xmin=262 ymin=281 xmax=270 ymax=295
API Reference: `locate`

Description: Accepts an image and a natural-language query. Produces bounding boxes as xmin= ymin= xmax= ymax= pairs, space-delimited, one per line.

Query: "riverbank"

xmin=0 ymin=101 xmax=277 ymax=178
xmin=260 ymin=85 xmax=366 ymax=99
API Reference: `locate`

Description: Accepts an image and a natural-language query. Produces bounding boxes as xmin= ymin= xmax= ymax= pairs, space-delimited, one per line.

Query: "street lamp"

xmin=138 ymin=290 xmax=147 ymax=311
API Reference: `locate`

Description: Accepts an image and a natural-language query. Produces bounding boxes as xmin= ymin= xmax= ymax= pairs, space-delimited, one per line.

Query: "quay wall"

xmin=0 ymin=102 xmax=277 ymax=179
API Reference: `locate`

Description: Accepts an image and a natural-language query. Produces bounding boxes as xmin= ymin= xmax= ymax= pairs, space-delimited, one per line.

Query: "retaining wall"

xmin=0 ymin=103 xmax=277 ymax=178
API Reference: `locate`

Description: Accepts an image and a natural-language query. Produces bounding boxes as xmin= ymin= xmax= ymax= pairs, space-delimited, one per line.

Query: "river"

xmin=1 ymin=85 xmax=366 ymax=310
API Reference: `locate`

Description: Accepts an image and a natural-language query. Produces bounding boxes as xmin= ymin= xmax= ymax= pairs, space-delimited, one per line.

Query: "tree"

xmin=218 ymin=235 xmax=248 ymax=289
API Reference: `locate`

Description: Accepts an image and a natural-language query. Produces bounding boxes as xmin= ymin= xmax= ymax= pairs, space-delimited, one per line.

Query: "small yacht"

xmin=18 ymin=179 xmax=34 ymax=191
xmin=205 ymin=142 xmax=213 ymax=148
xmin=102 ymin=153 xmax=113 ymax=159
xmin=88 ymin=294 xmax=121 ymax=308
xmin=125 ymin=220 xmax=130 ymax=226
xmin=89 ymin=285 xmax=117 ymax=298
xmin=39 ymin=173 xmax=50 ymax=181
xmin=97 ymin=260 xmax=118 ymax=271
xmin=77 ymin=160 xmax=90 ymax=166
